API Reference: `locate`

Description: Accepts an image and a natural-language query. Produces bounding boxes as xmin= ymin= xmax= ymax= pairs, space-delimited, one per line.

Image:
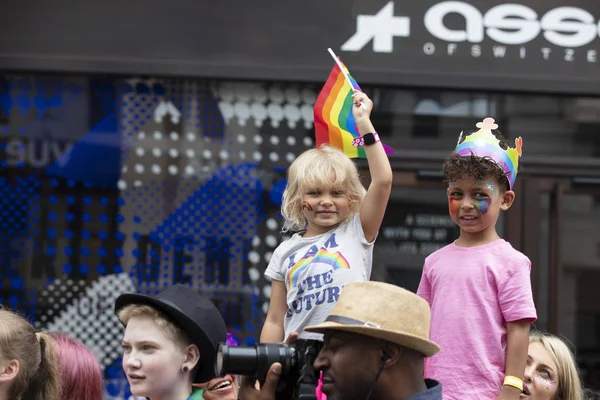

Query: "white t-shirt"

xmin=265 ymin=213 xmax=375 ymax=340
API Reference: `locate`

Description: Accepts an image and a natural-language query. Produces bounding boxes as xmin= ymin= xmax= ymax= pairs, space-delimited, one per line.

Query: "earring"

xmin=183 ymin=366 xmax=189 ymax=372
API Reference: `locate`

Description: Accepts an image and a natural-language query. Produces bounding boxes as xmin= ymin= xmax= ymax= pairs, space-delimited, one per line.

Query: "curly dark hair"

xmin=443 ymin=129 xmax=518 ymax=192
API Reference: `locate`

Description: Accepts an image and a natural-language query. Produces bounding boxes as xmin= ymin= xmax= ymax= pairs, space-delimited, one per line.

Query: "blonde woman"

xmin=524 ymin=331 xmax=584 ymax=400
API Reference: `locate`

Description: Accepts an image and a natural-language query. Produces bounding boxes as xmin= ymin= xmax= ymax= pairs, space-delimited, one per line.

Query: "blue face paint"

xmin=474 ymin=198 xmax=492 ymax=214
xmin=451 ymin=179 xmax=497 ymax=216
xmin=473 ymin=180 xmax=497 ymax=215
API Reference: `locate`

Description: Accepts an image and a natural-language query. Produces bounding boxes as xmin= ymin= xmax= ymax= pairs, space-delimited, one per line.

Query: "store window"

xmin=2 ymin=74 xmax=599 ymax=396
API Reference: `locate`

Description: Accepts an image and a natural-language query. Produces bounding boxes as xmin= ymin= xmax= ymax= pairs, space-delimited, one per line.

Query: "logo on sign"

xmin=342 ymin=1 xmax=599 ymax=63
xmin=342 ymin=2 xmax=410 ymax=53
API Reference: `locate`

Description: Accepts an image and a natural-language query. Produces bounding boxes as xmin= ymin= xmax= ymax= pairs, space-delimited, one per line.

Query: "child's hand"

xmin=352 ymin=91 xmax=373 ymax=121
xmin=284 ymin=332 xmax=300 ymax=344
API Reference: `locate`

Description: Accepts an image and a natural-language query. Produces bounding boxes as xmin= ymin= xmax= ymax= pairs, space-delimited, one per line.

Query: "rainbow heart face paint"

xmin=469 ymin=180 xmax=496 ymax=215
xmin=302 ymin=201 xmax=313 ymax=211
xmin=474 ymin=197 xmax=492 ymax=215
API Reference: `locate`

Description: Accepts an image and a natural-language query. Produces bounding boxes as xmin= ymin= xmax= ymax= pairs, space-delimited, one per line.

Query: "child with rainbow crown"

xmin=417 ymin=117 xmax=537 ymax=400
xmin=260 ymin=91 xmax=392 ymax=344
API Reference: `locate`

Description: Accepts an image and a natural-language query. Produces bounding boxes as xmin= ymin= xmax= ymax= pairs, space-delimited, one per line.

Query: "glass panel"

xmin=503 ymin=96 xmax=600 ymax=158
xmin=370 ymin=88 xmax=501 ymax=153
xmin=375 ymin=186 xmax=459 ymax=293
xmin=560 ymin=193 xmax=600 ymax=391
xmin=2 ymin=72 xmax=599 ymax=398
xmin=535 ymin=192 xmax=550 ymax=331
xmin=0 ymin=75 xmax=321 ymax=398
xmin=366 ymin=86 xmax=600 ymax=158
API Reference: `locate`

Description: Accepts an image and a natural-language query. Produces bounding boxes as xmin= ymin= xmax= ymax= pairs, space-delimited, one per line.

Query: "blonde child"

xmin=260 ymin=92 xmax=393 ymax=343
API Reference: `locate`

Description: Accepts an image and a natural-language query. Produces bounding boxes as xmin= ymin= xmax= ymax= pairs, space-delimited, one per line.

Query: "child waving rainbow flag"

xmin=314 ymin=48 xmax=394 ymax=158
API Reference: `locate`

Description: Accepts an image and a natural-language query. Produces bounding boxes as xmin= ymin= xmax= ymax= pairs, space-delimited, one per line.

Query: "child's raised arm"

xmin=352 ymin=92 xmax=393 ymax=243
xmin=259 ymin=279 xmax=288 ymax=343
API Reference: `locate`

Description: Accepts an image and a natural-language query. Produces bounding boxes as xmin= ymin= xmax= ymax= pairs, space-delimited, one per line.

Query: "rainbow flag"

xmin=314 ymin=58 xmax=366 ymax=158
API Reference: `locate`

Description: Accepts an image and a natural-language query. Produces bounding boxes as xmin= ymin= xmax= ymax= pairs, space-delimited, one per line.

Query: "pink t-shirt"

xmin=417 ymin=239 xmax=537 ymax=400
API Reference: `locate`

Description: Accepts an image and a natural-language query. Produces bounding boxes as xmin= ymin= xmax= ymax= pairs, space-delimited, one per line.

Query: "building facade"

xmin=1 ymin=0 xmax=599 ymax=396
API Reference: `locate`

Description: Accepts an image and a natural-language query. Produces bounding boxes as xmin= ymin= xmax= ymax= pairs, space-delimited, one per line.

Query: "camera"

xmin=215 ymin=339 xmax=323 ymax=400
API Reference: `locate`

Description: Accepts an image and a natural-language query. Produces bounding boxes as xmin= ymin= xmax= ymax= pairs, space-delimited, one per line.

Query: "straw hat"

xmin=304 ymin=281 xmax=440 ymax=357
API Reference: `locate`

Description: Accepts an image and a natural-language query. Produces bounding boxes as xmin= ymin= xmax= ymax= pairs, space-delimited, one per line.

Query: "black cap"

xmin=114 ymin=284 xmax=226 ymax=383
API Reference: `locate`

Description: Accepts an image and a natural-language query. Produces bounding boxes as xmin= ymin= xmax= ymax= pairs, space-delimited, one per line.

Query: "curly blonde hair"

xmin=281 ymin=144 xmax=366 ymax=232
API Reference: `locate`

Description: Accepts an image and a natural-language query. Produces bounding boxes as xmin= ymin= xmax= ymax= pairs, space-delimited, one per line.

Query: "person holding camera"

xmin=240 ymin=281 xmax=442 ymax=400
xmin=115 ymin=284 xmax=233 ymax=400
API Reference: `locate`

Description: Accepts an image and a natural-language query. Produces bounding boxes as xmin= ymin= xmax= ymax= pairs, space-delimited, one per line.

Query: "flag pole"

xmin=327 ymin=48 xmax=365 ymax=109
xmin=327 ymin=48 xmax=359 ymax=93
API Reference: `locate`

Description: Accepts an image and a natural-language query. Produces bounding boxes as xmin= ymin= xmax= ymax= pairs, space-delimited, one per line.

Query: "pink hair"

xmin=48 ymin=332 xmax=104 ymax=400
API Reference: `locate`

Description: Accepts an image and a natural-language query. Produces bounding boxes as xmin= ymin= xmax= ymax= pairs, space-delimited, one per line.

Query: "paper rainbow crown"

xmin=455 ymin=117 xmax=523 ymax=189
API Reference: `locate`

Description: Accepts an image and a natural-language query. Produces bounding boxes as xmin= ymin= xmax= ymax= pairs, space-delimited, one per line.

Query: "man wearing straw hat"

xmin=242 ymin=281 xmax=442 ymax=400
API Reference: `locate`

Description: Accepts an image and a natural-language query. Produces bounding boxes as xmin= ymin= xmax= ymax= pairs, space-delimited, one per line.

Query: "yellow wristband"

xmin=503 ymin=376 xmax=523 ymax=391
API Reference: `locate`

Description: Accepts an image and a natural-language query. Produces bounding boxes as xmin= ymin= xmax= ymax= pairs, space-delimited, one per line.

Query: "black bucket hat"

xmin=114 ymin=284 xmax=227 ymax=383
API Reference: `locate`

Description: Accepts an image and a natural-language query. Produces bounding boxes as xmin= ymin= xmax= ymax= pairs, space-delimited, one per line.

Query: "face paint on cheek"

xmin=474 ymin=198 xmax=491 ymax=214
xmin=473 ymin=180 xmax=499 ymax=196
xmin=302 ymin=201 xmax=313 ymax=211
xmin=534 ymin=376 xmax=556 ymax=389
xmin=449 ymin=198 xmax=460 ymax=215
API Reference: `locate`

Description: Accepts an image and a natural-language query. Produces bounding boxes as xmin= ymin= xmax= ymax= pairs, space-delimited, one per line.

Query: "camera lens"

xmin=216 ymin=343 xmax=297 ymax=382
xmin=216 ymin=346 xmax=224 ymax=377
xmin=216 ymin=344 xmax=262 ymax=377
